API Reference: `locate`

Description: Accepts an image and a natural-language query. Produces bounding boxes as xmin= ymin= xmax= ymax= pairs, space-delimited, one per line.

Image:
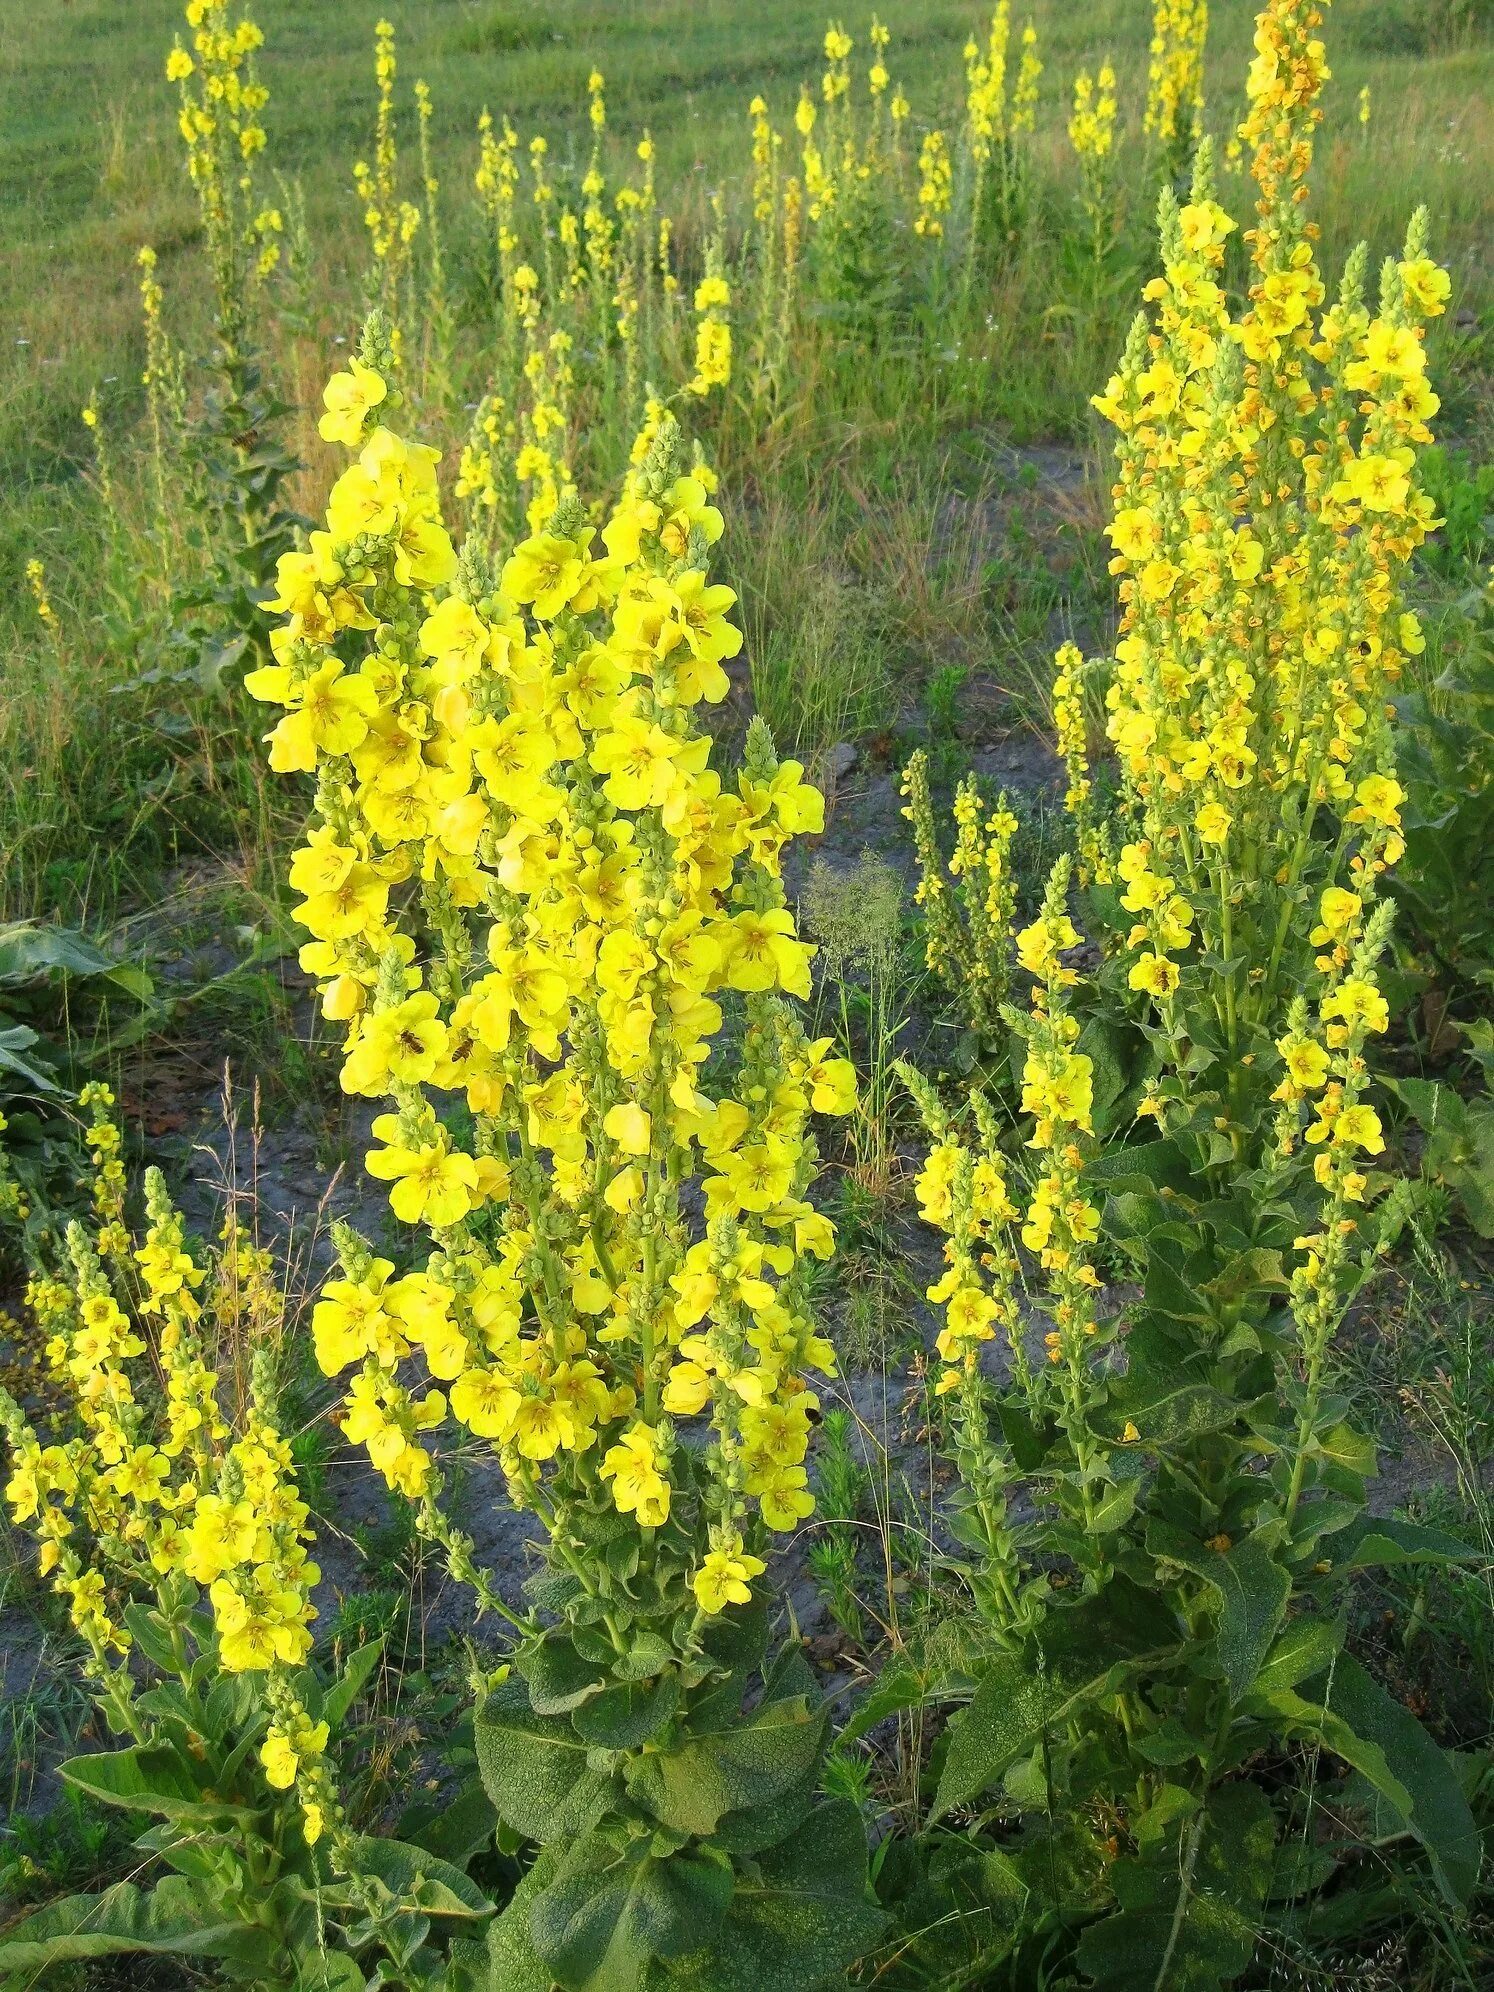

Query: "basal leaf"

xmin=1076 ymin=1782 xmax=1275 ymax=1992
xmin=533 ymin=1837 xmax=733 ymax=1991
xmin=647 ymin=1801 xmax=885 ymax=1992
xmin=934 ymin=1585 xmax=1175 ymax=1819
xmin=1331 ymin=1513 xmax=1478 ymax=1573
xmin=60 ymin=1744 xmax=263 ymax=1829
xmin=0 ymin=1878 xmax=272 ymax=1969
xmin=474 ymin=1678 xmax=614 ymax=1845
xmin=1308 ymin=1654 xmax=1479 ymax=1906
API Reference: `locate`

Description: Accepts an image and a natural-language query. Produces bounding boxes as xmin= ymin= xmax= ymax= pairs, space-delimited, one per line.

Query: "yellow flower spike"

xmin=254 ymin=362 xmax=843 ymax=1651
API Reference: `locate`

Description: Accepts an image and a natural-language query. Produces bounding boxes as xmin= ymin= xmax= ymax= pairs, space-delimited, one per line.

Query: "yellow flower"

xmin=747 ymin=1460 xmax=814 ymax=1533
xmin=1311 ymin=887 xmax=1361 ymax=945
xmin=1334 ymin=1104 xmax=1385 ymax=1155
xmin=247 ymin=658 xmax=381 ymax=775
xmin=599 ymin=1424 xmax=670 ymax=1528
xmin=365 ymin=1120 xmax=481 ymax=1227
xmin=1127 ymin=951 xmax=1180 ymax=998
xmin=1321 ymin=978 xmax=1389 ymax=1038
xmin=603 ymin=1102 xmax=652 ymax=1155
xmin=692 ymin=1540 xmax=766 ymax=1615
xmin=318 ymin=357 xmax=388 ymax=446
xmin=261 ymin=1727 xmax=300 ymax=1789
xmin=450 ymin=1368 xmax=521 ymax=1439
xmin=1277 ymin=1036 xmax=1330 ymax=1094
xmin=723 ymin=909 xmax=813 ymax=997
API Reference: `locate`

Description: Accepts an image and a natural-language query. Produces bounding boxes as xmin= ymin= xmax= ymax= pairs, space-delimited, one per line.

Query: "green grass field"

xmin=2 ymin=0 xmax=1489 ymax=937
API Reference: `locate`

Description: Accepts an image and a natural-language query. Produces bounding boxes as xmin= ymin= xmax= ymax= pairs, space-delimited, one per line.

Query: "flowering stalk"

xmin=0 ymin=1090 xmax=447 ymax=1982
xmin=353 ymin=17 xmax=421 ymax=320
xmin=1068 ymin=60 xmax=1119 ymax=263
xmin=901 ymin=747 xmax=1018 ymax=1045
xmin=902 ymin=2 xmax=1475 ymax=1930
xmin=250 ymin=327 xmax=879 ymax=1984
xmin=1145 ymin=0 xmax=1208 ymax=180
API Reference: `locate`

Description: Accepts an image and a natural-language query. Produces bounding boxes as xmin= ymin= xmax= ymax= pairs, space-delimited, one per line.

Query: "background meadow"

xmin=0 ymin=0 xmax=1491 ymax=1986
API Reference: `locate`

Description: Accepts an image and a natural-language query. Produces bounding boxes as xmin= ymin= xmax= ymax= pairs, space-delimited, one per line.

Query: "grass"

xmin=2 ymin=0 xmax=1490 ymax=938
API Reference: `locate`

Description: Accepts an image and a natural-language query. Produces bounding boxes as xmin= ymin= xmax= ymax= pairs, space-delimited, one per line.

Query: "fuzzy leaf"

xmin=485 ymin=1845 xmax=570 ymax=1991
xmin=322 ymin=1637 xmax=385 ymax=1728
xmin=645 ymin=1801 xmax=885 ymax=1992
xmin=1076 ymin=1783 xmax=1275 ymax=1991
xmin=532 ymin=1838 xmax=734 ymax=1990
xmin=934 ymin=1584 xmax=1174 ymax=1819
xmin=60 ymin=1745 xmax=263 ymax=1829
xmin=474 ymin=1678 xmax=613 ymax=1845
xmin=346 ymin=1834 xmax=493 ymax=1918
xmin=1252 ymin=1613 xmax=1344 ymax=1695
xmin=625 ymin=1686 xmax=825 ymax=1839
xmin=1331 ymin=1513 xmax=1480 ymax=1573
xmin=0 ymin=1878 xmax=272 ymax=1969
xmin=573 ymin=1674 xmax=680 ymax=1751
xmin=1148 ymin=1525 xmax=1290 ymax=1702
xmin=521 ymin=1634 xmax=611 ymax=1715
xmin=1293 ymin=1655 xmax=1479 ymax=1905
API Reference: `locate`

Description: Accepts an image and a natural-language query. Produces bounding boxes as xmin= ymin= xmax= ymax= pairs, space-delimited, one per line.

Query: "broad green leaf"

xmin=1141 ymin=1248 xmax=1211 ymax=1326
xmin=533 ymin=1838 xmax=733 ymax=1991
xmin=521 ymin=1633 xmax=611 ymax=1714
xmin=1090 ymin=1476 xmax=1140 ymax=1534
xmin=1253 ymin=1614 xmax=1344 ymax=1695
xmin=1305 ymin=1655 xmax=1478 ymax=1905
xmin=296 ymin=1950 xmax=368 ymax=1992
xmin=0 ymin=1878 xmax=273 ymax=1969
xmin=1330 ymin=1514 xmax=1478 ymax=1573
xmin=346 ymin=1834 xmax=493 ymax=1919
xmin=60 ymin=1744 xmax=264 ymax=1829
xmin=842 ymin=1623 xmax=990 ymax=1745
xmin=1148 ymin=1525 xmax=1290 ymax=1702
xmin=1075 ymin=1782 xmax=1275 ymax=1992
xmin=625 ymin=1686 xmax=825 ymax=1839
xmin=1201 ymin=1247 xmax=1284 ymax=1307
xmin=573 ymin=1672 xmax=680 ymax=1751
xmin=1317 ymin=1421 xmax=1377 ymax=1481
xmin=934 ymin=1585 xmax=1175 ymax=1820
xmin=323 ymin=1636 xmax=385 ymax=1727
xmin=486 ymin=1845 xmax=570 ymax=1992
xmin=1087 ymin=1137 xmax=1197 ymax=1200
xmin=0 ymin=1021 xmax=62 ymax=1093
xmin=646 ymin=1801 xmax=885 ymax=1992
xmin=613 ymin=1629 xmax=678 ymax=1682
xmin=397 ymin=1775 xmax=499 ymax=1868
xmin=0 ymin=920 xmax=117 ymax=983
xmin=121 ymin=1602 xmax=182 ymax=1677
xmin=474 ymin=1678 xmax=613 ymax=1845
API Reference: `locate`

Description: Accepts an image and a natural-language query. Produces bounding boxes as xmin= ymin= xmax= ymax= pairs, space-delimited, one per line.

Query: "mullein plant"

xmin=466 ymin=69 xmax=687 ymax=536
xmin=0 ymin=1088 xmax=484 ymax=1987
xmin=962 ymin=3 xmax=1042 ymax=286
xmin=248 ymin=325 xmax=883 ymax=1990
xmin=354 ymin=18 xmax=422 ymax=325
xmin=1145 ymin=0 xmax=1208 ymax=182
xmin=1068 ymin=60 xmax=1121 ymax=265
xmin=901 ymin=746 xmax=1019 ymax=1057
xmin=893 ymin=1 xmax=1478 ymax=1976
xmin=158 ymin=0 xmax=301 ymax=678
